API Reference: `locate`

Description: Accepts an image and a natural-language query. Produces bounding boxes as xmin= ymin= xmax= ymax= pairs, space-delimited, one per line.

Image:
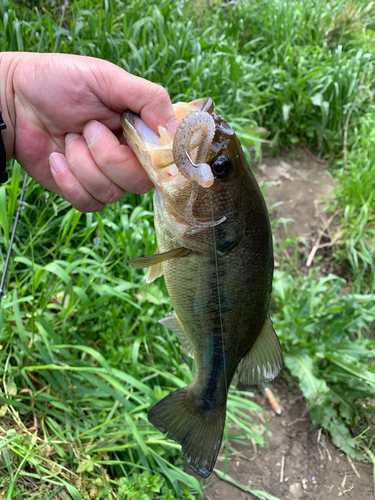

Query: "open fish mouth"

xmin=121 ymin=97 xmax=232 ymax=228
xmin=121 ymin=97 xmax=234 ymax=188
xmin=121 ymin=98 xmax=209 ymax=185
xmin=123 ymin=97 xmax=209 ymax=146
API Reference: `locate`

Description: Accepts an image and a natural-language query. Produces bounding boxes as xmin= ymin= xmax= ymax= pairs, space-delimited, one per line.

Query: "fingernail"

xmin=167 ymin=117 xmax=179 ymax=136
xmin=65 ymin=133 xmax=81 ymax=146
xmin=50 ymin=152 xmax=67 ymax=173
xmin=84 ymin=121 xmax=101 ymax=144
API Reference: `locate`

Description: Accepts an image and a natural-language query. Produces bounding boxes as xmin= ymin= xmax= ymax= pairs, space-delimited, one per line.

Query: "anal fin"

xmin=159 ymin=311 xmax=195 ymax=358
xmin=238 ymin=314 xmax=282 ymax=385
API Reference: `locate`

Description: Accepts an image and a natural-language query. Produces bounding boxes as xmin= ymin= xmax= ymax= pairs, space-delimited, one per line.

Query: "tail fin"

xmin=148 ymin=387 xmax=226 ymax=478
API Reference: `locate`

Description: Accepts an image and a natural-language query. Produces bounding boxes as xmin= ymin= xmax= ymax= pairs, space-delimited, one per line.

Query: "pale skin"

xmin=0 ymin=52 xmax=177 ymax=212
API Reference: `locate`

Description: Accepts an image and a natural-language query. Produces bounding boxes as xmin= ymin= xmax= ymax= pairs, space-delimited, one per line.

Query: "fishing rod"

xmin=0 ymin=173 xmax=28 ymax=301
xmin=0 ymin=1 xmax=68 ymax=303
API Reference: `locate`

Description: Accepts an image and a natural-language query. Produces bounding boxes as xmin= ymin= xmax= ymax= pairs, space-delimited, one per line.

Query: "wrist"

xmin=0 ymin=52 xmax=18 ymax=161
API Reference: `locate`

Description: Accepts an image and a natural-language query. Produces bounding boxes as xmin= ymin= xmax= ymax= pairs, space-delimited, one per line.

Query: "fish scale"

xmin=122 ymin=97 xmax=282 ymax=478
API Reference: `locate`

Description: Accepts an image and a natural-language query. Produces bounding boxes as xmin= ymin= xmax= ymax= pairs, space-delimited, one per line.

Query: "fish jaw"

xmin=121 ymin=97 xmax=232 ymax=234
xmin=120 ymin=98 xmax=210 ymax=189
xmin=121 ymin=111 xmax=182 ymax=187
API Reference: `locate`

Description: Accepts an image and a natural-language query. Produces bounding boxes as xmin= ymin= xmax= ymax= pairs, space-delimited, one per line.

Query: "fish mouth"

xmin=121 ymin=98 xmax=233 ymax=228
xmin=121 ymin=98 xmax=209 ymax=151
xmin=121 ymin=97 xmax=233 ymax=154
xmin=121 ymin=98 xmax=222 ymax=186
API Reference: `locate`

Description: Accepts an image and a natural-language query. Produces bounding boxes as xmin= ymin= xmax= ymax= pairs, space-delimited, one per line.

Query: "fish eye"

xmin=210 ymin=155 xmax=232 ymax=179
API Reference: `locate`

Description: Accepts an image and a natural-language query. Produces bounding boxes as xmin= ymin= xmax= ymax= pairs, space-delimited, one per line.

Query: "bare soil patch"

xmin=257 ymin=148 xmax=343 ymax=276
xmin=257 ymin=148 xmax=334 ymax=239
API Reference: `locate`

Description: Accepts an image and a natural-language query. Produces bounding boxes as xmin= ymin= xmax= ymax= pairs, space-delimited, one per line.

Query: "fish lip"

xmin=121 ymin=111 xmax=161 ymax=146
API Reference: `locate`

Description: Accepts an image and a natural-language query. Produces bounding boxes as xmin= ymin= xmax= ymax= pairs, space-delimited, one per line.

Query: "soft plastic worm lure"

xmin=173 ymin=111 xmax=226 ymax=228
xmin=183 ymin=180 xmax=225 ymax=229
xmin=173 ymin=111 xmax=215 ymax=188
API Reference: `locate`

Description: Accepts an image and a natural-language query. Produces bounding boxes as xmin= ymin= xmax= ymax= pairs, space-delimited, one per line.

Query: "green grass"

xmin=329 ymin=105 xmax=375 ymax=291
xmin=0 ymin=0 xmax=375 ymax=498
xmin=273 ymin=269 xmax=375 ymax=458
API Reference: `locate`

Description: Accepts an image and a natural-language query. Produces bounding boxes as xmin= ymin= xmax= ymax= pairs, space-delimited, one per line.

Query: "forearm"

xmin=0 ymin=51 xmax=19 ymax=161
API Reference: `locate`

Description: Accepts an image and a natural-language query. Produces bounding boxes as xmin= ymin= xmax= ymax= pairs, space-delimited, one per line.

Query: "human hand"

xmin=0 ymin=52 xmax=176 ymax=211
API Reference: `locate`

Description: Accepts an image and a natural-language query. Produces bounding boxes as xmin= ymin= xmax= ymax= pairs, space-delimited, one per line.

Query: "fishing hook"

xmin=182 ymin=145 xmax=199 ymax=168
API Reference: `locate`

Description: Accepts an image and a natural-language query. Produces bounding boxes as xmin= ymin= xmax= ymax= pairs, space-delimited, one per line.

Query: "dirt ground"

xmin=257 ymin=148 xmax=334 ymax=240
xmin=203 ymin=149 xmax=374 ymax=500
xmin=204 ymin=377 xmax=374 ymax=500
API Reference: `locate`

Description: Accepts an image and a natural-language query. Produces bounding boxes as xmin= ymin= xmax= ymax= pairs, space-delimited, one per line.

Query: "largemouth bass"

xmin=121 ymin=98 xmax=282 ymax=478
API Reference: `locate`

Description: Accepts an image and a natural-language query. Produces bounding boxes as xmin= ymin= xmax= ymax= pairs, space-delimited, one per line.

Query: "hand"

xmin=0 ymin=52 xmax=176 ymax=212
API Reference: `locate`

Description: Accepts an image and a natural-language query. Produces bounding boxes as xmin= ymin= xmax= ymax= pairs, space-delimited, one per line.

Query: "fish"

xmin=121 ymin=98 xmax=282 ymax=478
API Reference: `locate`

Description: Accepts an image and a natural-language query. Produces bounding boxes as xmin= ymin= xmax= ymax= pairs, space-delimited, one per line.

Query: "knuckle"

xmin=72 ymin=198 xmax=105 ymax=213
xmin=85 ymin=201 xmax=106 ymax=213
xmin=65 ymin=150 xmax=85 ymax=173
xmin=134 ymin=174 xmax=153 ymax=194
xmin=90 ymin=138 xmax=121 ymax=172
xmin=62 ymin=179 xmax=83 ymax=201
xmin=97 ymin=182 xmax=124 ymax=204
xmin=150 ymin=84 xmax=170 ymax=104
xmin=59 ymin=181 xmax=93 ymax=212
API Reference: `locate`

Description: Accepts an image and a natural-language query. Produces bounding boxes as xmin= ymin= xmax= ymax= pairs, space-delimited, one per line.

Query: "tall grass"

xmin=330 ymin=106 xmax=375 ymax=291
xmin=2 ymin=0 xmax=373 ymax=150
xmin=0 ymin=0 xmax=375 ymax=497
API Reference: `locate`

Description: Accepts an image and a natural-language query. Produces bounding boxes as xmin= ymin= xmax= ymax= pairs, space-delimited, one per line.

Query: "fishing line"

xmin=0 ymin=174 xmax=28 ymax=301
xmin=209 ymin=190 xmax=228 ymax=396
xmin=0 ymin=1 xmax=68 ymax=303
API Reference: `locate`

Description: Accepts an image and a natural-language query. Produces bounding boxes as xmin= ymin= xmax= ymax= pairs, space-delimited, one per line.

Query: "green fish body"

xmin=122 ymin=98 xmax=282 ymax=478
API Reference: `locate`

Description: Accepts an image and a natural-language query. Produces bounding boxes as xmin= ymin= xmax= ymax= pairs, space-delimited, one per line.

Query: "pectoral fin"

xmin=125 ymin=247 xmax=190 ymax=269
xmin=159 ymin=311 xmax=195 ymax=358
xmin=145 ymin=248 xmax=164 ymax=283
xmin=238 ymin=314 xmax=282 ymax=385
